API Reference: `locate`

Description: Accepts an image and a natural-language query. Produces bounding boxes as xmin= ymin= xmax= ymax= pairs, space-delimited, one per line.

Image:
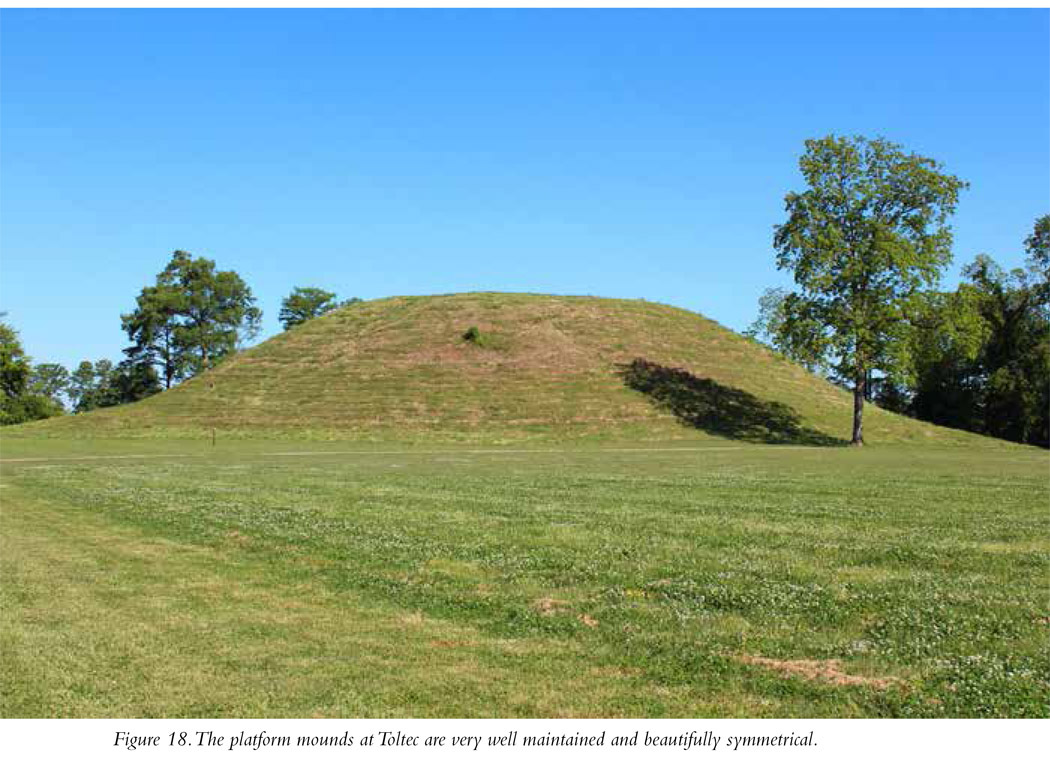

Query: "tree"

xmin=121 ymin=251 xmax=262 ymax=382
xmin=1025 ymin=214 xmax=1049 ymax=308
xmin=67 ymin=357 xmax=161 ymax=413
xmin=1024 ymin=215 xmax=1050 ymax=446
xmin=904 ymin=285 xmax=989 ymax=433
xmin=93 ymin=359 xmax=114 ymax=386
xmin=0 ymin=321 xmax=63 ymax=425
xmin=773 ymin=135 xmax=967 ymax=445
xmin=872 ymin=243 xmax=1048 ymax=448
xmin=121 ymin=283 xmax=185 ymax=389
xmin=70 ymin=360 xmax=110 ymax=413
xmin=279 ymin=287 xmax=339 ymax=330
xmin=29 ymin=363 xmax=71 ymax=406
xmin=3 ymin=394 xmax=64 ymax=423
xmin=69 ymin=361 xmax=98 ymax=412
xmin=165 ymin=252 xmax=261 ymax=372
xmin=962 ymin=254 xmax=1049 ymax=446
xmin=105 ymin=359 xmax=162 ymax=406
xmin=72 ymin=360 xmax=115 ymax=413
xmin=0 ymin=321 xmax=30 ymax=400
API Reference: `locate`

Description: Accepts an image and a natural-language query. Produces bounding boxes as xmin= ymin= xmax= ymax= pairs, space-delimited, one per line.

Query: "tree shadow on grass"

xmin=619 ymin=358 xmax=845 ymax=446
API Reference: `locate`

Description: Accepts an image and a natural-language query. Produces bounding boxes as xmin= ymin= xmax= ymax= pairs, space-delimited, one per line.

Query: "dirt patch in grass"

xmin=535 ymin=597 xmax=570 ymax=616
xmin=734 ymin=654 xmax=903 ymax=690
xmin=591 ymin=666 xmax=643 ymax=678
xmin=225 ymin=529 xmax=251 ymax=546
xmin=428 ymin=639 xmax=477 ymax=649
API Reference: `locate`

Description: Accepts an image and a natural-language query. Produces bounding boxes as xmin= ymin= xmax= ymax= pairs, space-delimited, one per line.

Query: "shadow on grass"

xmin=619 ymin=358 xmax=844 ymax=446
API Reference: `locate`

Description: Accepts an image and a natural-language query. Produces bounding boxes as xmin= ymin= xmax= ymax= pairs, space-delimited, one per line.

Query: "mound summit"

xmin=26 ymin=293 xmax=983 ymax=444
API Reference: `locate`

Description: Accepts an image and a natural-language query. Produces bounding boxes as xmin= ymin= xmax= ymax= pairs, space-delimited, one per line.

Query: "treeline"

xmin=1 ymin=250 xmax=358 ymax=424
xmin=749 ymin=215 xmax=1049 ymax=447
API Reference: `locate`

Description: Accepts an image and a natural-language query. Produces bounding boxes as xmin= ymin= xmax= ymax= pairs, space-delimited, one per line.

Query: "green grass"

xmin=9 ymin=293 xmax=997 ymax=445
xmin=2 ymin=437 xmax=1046 ymax=717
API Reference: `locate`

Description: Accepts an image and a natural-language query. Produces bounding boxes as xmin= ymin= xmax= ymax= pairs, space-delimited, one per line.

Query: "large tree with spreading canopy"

xmin=773 ymin=135 xmax=967 ymax=445
xmin=122 ymin=251 xmax=262 ymax=385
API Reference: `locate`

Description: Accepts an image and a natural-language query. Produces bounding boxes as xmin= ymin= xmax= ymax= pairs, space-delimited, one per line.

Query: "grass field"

xmin=2 ymin=437 xmax=1046 ymax=718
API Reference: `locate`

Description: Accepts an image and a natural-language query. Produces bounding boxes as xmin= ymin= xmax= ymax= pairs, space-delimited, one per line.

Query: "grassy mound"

xmin=15 ymin=292 xmax=991 ymax=444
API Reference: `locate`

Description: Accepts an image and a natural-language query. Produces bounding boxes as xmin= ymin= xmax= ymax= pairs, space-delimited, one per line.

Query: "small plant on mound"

xmin=461 ymin=326 xmax=508 ymax=350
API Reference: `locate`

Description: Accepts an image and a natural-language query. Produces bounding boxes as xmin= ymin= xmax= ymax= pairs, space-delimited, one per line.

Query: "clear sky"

xmin=2 ymin=8 xmax=1048 ymax=372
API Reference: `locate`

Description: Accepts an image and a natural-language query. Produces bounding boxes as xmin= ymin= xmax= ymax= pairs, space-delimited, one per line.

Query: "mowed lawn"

xmin=1 ymin=439 xmax=1047 ymax=717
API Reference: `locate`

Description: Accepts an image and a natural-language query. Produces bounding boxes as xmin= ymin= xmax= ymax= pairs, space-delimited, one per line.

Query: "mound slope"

xmin=22 ymin=293 xmax=986 ymax=444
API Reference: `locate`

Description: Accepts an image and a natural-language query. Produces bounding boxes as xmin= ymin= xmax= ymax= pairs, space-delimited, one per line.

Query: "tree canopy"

xmin=121 ymin=282 xmax=186 ymax=389
xmin=122 ymin=251 xmax=262 ymax=386
xmin=29 ymin=363 xmax=71 ymax=405
xmin=1025 ymin=214 xmax=1049 ymax=306
xmin=772 ymin=135 xmax=967 ymax=445
xmin=1 ymin=320 xmax=63 ymax=425
xmin=0 ymin=321 xmax=30 ymax=400
xmin=68 ymin=358 xmax=161 ymax=413
xmin=279 ymin=287 xmax=339 ymax=330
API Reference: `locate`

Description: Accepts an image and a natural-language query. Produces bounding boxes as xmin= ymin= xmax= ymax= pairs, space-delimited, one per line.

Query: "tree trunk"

xmin=851 ymin=372 xmax=865 ymax=446
xmin=163 ymin=332 xmax=174 ymax=389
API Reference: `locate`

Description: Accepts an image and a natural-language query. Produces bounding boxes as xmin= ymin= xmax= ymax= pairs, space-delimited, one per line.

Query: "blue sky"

xmin=2 ymin=9 xmax=1048 ymax=372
